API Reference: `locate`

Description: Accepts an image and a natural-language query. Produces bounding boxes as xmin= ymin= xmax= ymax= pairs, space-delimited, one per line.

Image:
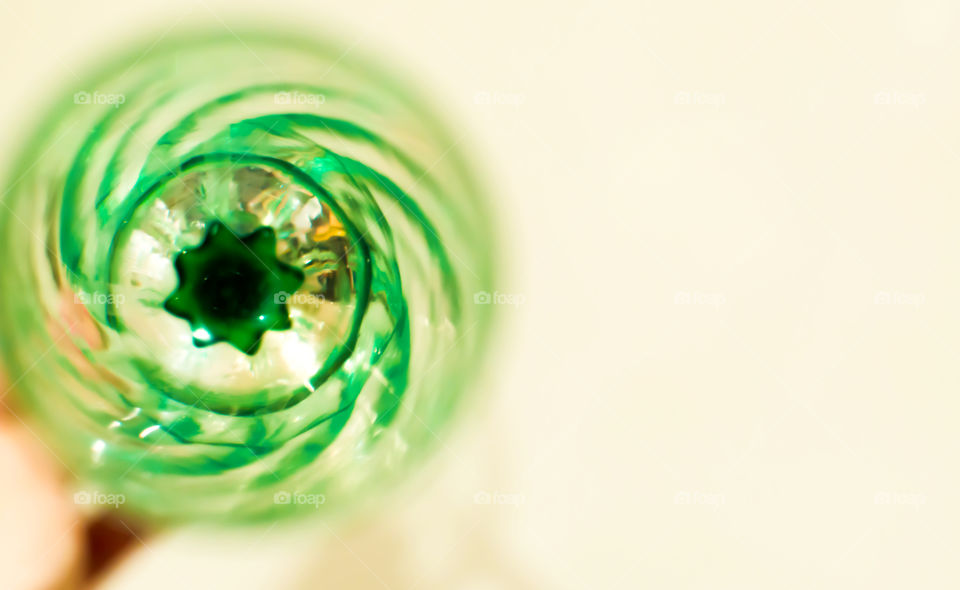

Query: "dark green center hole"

xmin=163 ymin=221 xmax=305 ymax=355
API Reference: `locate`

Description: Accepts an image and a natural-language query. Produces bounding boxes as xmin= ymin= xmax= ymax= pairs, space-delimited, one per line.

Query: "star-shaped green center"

xmin=163 ymin=221 xmax=305 ymax=355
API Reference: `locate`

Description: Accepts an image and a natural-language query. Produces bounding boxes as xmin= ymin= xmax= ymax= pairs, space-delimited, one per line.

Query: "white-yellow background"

xmin=1 ymin=0 xmax=959 ymax=588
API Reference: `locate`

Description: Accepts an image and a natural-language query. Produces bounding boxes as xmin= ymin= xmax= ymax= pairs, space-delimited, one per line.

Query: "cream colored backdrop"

xmin=1 ymin=0 xmax=958 ymax=588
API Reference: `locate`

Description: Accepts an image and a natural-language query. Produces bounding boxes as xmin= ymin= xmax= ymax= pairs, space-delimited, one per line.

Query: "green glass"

xmin=0 ymin=29 xmax=496 ymax=522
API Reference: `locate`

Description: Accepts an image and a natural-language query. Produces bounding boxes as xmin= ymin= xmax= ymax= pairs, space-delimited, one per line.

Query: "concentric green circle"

xmin=0 ymin=28 xmax=496 ymax=522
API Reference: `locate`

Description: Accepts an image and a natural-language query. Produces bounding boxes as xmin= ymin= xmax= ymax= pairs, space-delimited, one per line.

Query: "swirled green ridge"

xmin=0 ymin=29 xmax=496 ymax=522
